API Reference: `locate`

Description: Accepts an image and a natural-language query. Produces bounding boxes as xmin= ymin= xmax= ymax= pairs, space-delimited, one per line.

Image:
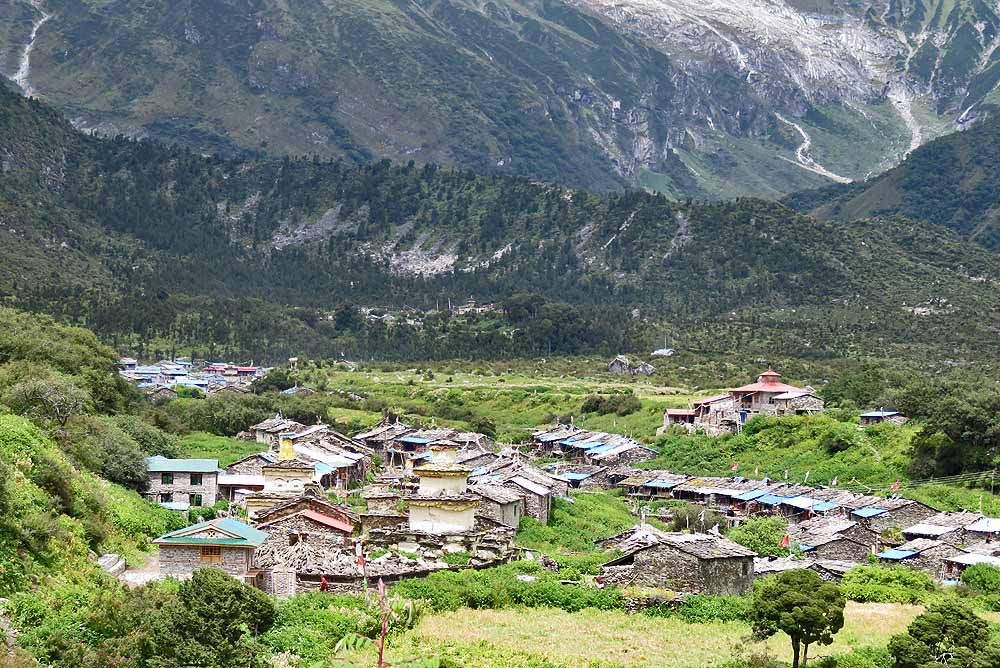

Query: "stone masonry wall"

xmin=146 ymin=471 xmax=218 ymax=506
xmin=160 ymin=544 xmax=251 ymax=578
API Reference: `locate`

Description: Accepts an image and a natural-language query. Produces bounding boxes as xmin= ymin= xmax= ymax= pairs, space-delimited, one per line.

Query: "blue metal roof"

xmin=471 ymin=466 xmax=488 ymax=477
xmin=643 ymin=480 xmax=682 ymax=489
xmin=878 ymin=549 xmax=917 ymax=560
xmin=799 ymin=543 xmax=816 ymax=552
xmin=584 ymin=444 xmax=617 ymax=455
xmin=852 ymin=507 xmax=889 ymax=518
xmin=736 ymin=489 xmax=771 ymax=501
xmin=559 ymin=472 xmax=594 ymax=481
xmin=757 ymin=494 xmax=790 ymax=506
xmin=811 ymin=501 xmax=840 ymax=513
xmin=146 ymin=456 xmax=219 ymax=473
xmin=399 ymin=436 xmax=434 ymax=444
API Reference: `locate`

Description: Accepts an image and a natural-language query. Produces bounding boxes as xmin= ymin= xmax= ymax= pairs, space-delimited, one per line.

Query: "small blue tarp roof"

xmin=644 ymin=480 xmax=682 ymax=489
xmin=878 ymin=549 xmax=917 ymax=560
xmin=735 ymin=489 xmax=771 ymax=501
xmin=852 ymin=507 xmax=889 ymax=518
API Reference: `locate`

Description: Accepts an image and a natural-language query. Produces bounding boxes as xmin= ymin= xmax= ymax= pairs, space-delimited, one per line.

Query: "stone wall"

xmin=629 ymin=545 xmax=753 ymax=595
xmin=160 ymin=544 xmax=252 ymax=578
xmin=261 ymin=514 xmax=352 ymax=544
xmin=476 ymin=499 xmax=521 ymax=528
xmin=146 ymin=471 xmax=218 ymax=506
xmin=905 ymin=545 xmax=964 ymax=579
xmin=811 ymin=538 xmax=871 ymax=562
xmin=504 ymin=485 xmax=549 ymax=524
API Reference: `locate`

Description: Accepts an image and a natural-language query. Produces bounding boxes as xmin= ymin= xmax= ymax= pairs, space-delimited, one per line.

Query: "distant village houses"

xmin=663 ymin=370 xmax=824 ymax=435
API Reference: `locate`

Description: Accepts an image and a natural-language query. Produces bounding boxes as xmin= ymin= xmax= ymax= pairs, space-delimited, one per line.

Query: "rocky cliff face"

xmin=1 ymin=0 xmax=998 ymax=198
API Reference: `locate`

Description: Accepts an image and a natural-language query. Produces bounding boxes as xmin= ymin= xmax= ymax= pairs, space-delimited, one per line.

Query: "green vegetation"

xmin=888 ymin=601 xmax=1000 ymax=668
xmin=728 ymin=518 xmax=793 ymax=558
xmin=787 ymin=112 xmax=1000 ymax=251
xmin=177 ymin=432 xmax=265 ymax=466
xmin=840 ymin=565 xmax=937 ymax=605
xmin=641 ymin=413 xmax=1000 ymax=511
xmin=516 ymin=491 xmax=636 ymax=555
xmin=750 ymin=570 xmax=846 ymax=668
xmin=5 ymin=84 xmax=1000 ymax=367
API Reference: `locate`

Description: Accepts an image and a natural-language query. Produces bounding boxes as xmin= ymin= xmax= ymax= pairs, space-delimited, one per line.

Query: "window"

xmin=200 ymin=545 xmax=222 ymax=563
xmin=190 ymin=474 xmax=203 ymax=486
xmin=161 ymin=472 xmax=173 ymax=484
xmin=191 ymin=494 xmax=203 ymax=507
xmin=159 ymin=493 xmax=173 ymax=503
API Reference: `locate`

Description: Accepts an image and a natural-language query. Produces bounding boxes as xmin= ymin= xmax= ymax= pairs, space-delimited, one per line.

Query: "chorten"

xmin=407 ymin=439 xmax=479 ymax=533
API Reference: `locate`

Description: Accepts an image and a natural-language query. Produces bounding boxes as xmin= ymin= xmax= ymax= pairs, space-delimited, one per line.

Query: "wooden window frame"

xmin=200 ymin=545 xmax=222 ymax=563
xmin=190 ymin=473 xmax=203 ymax=486
xmin=161 ymin=472 xmax=173 ymax=484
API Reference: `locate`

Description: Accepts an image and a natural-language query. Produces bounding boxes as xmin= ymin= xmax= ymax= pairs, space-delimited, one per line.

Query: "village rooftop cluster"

xmin=109 ymin=367 xmax=975 ymax=602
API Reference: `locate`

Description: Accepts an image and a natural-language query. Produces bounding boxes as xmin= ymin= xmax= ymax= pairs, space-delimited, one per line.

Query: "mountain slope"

xmin=3 ymin=0 xmax=999 ymax=198
xmin=783 ymin=115 xmax=1000 ymax=250
xmin=4 ymin=82 xmax=1000 ymax=365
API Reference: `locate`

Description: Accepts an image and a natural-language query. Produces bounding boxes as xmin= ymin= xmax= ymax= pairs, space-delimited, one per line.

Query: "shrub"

xmin=580 ymin=392 xmax=641 ymax=416
xmin=728 ymin=517 xmax=790 ymax=557
xmin=959 ymin=563 xmax=1000 ymax=595
xmin=672 ymin=595 xmax=752 ymax=623
xmin=840 ymin=564 xmax=935 ymax=604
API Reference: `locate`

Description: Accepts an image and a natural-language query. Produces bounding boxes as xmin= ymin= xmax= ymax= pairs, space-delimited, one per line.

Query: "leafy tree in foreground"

xmin=749 ymin=569 xmax=845 ymax=668
xmin=888 ymin=600 xmax=1000 ymax=668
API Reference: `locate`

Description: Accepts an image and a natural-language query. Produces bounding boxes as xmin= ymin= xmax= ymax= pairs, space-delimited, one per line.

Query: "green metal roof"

xmin=154 ymin=517 xmax=268 ymax=547
xmin=146 ymin=455 xmax=219 ymax=473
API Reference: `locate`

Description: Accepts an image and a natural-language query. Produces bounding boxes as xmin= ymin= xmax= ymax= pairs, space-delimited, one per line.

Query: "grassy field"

xmin=177 ymin=432 xmax=265 ymax=466
xmin=311 ymin=362 xmax=703 ymax=443
xmin=345 ymin=602 xmax=996 ymax=668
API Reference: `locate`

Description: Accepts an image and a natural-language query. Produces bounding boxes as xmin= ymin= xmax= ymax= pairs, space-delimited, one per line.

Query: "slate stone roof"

xmin=471 ymin=484 xmax=523 ymax=505
xmin=609 ymin=525 xmax=756 ymax=561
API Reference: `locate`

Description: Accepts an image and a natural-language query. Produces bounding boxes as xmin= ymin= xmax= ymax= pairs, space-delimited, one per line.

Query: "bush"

xmin=580 ymin=392 xmax=641 ymax=416
xmin=661 ymin=595 xmax=752 ymax=623
xmin=669 ymin=502 xmax=726 ymax=534
xmin=391 ymin=563 xmax=624 ymax=614
xmin=728 ymin=517 xmax=790 ymax=557
xmin=959 ymin=563 xmax=1000 ymax=595
xmin=840 ymin=564 xmax=935 ymax=604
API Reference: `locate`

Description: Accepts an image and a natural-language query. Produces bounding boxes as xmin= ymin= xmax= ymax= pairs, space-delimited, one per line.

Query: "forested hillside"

xmin=4 ymin=82 xmax=1000 ymax=365
xmin=784 ymin=115 xmax=1000 ymax=251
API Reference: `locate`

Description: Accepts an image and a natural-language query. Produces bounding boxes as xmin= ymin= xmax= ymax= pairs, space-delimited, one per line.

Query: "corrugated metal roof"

xmin=507 ymin=476 xmax=551 ymax=497
xmin=644 ymin=479 xmax=683 ymax=489
xmin=736 ymin=488 xmax=771 ymax=501
xmin=145 ymin=456 xmax=219 ymax=473
xmin=757 ymin=494 xmax=791 ymax=506
xmin=903 ymin=523 xmax=959 ymax=537
xmin=877 ymin=548 xmax=917 ymax=560
xmin=851 ymin=507 xmax=888 ymax=518
xmin=966 ymin=518 xmax=1000 ymax=533
xmin=155 ymin=517 xmax=268 ymax=547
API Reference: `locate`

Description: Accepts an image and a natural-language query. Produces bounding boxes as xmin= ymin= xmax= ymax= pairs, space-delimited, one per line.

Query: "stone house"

xmin=600 ymin=526 xmax=755 ymax=595
xmin=902 ymin=511 xmax=983 ymax=545
xmin=963 ymin=517 xmax=1000 ymax=542
xmin=502 ymin=476 xmax=553 ymax=524
xmin=154 ymin=517 xmax=268 ymax=580
xmin=256 ymin=508 xmax=355 ymax=547
xmin=252 ymin=492 xmax=358 ymax=529
xmin=849 ymin=499 xmax=936 ymax=533
xmin=145 ymin=456 xmax=219 ymax=509
xmin=684 ymin=371 xmax=824 ymax=435
xmin=248 ymin=416 xmax=307 ymax=445
xmin=943 ymin=543 xmax=1000 ymax=580
xmin=772 ymin=391 xmax=825 ymax=416
xmin=860 ymin=410 xmax=908 ymax=427
xmin=877 ymin=538 xmax=965 ymax=579
xmin=471 ymin=484 xmax=523 ymax=528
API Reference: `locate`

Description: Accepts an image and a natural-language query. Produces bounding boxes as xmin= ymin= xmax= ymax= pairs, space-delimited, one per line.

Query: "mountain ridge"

xmin=4 ymin=0 xmax=999 ymax=198
xmin=3 ymin=81 xmax=1000 ymax=366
